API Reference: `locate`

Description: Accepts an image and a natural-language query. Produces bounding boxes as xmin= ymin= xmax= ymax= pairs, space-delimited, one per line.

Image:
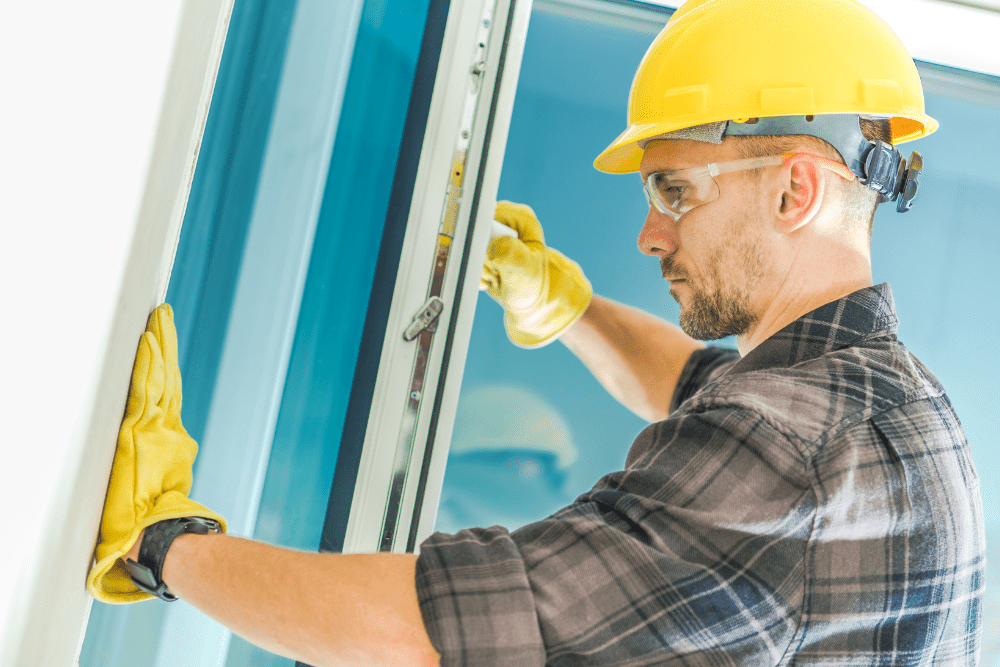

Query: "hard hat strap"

xmin=725 ymin=115 xmax=872 ymax=179
xmin=723 ymin=115 xmax=923 ymax=212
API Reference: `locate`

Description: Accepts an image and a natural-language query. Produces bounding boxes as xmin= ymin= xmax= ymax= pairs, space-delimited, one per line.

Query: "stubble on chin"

xmin=677 ymin=279 xmax=757 ymax=340
xmin=661 ymin=224 xmax=764 ymax=342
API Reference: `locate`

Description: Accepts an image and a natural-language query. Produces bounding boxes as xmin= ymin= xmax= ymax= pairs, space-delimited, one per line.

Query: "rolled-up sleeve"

xmin=415 ymin=526 xmax=546 ymax=665
xmin=416 ymin=399 xmax=813 ymax=666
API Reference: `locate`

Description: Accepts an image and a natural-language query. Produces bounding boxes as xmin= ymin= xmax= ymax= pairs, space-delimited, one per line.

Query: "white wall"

xmin=0 ymin=1 xmax=233 ymax=664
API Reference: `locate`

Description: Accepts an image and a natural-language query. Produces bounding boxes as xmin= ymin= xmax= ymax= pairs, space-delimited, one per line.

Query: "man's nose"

xmin=637 ymin=207 xmax=679 ymax=256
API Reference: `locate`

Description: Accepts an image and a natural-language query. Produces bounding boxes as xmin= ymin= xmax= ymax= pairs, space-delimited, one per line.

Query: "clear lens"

xmin=644 ymin=168 xmax=720 ymax=220
xmin=642 ymin=156 xmax=796 ymax=220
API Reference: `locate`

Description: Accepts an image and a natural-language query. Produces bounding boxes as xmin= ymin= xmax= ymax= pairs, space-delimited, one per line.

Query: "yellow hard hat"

xmin=594 ymin=0 xmax=938 ymax=174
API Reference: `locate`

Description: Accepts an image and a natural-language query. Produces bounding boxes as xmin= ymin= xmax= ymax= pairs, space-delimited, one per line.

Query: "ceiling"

xmin=633 ymin=0 xmax=1000 ymax=77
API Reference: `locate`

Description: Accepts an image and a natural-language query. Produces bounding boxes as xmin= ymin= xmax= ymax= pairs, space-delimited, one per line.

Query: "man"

xmin=88 ymin=0 xmax=985 ymax=665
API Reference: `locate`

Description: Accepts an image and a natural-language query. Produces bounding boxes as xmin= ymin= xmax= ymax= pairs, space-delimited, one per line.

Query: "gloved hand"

xmin=87 ymin=304 xmax=226 ymax=604
xmin=481 ymin=201 xmax=592 ymax=348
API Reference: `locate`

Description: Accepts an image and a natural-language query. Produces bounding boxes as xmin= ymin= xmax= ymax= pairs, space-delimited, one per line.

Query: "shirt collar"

xmin=731 ymin=283 xmax=899 ymax=375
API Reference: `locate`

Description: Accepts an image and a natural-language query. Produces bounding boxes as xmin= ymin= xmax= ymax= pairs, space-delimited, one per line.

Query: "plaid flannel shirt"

xmin=416 ymin=283 xmax=985 ymax=666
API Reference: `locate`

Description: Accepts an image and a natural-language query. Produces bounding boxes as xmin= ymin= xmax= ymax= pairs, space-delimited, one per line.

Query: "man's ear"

xmin=772 ymin=155 xmax=824 ymax=233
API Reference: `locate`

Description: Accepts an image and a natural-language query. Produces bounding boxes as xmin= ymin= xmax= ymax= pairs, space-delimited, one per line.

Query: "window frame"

xmin=327 ymin=0 xmax=533 ymax=556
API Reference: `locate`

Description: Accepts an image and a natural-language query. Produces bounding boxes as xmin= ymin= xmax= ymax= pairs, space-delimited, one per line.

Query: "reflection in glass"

xmin=437 ymin=385 xmax=578 ymax=533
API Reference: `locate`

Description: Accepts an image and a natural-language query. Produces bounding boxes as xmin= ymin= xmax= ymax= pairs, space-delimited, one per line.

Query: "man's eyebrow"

xmin=640 ymin=166 xmax=678 ymax=181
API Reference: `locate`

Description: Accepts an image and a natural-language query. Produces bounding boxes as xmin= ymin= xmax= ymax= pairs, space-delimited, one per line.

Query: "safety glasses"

xmin=643 ymin=153 xmax=856 ymax=221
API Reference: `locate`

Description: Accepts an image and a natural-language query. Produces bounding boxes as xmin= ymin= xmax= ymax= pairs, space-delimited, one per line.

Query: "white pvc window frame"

xmin=341 ymin=0 xmax=533 ymax=554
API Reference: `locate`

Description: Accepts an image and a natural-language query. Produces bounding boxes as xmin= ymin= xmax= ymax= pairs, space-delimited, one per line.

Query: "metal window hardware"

xmin=402 ymin=297 xmax=445 ymax=341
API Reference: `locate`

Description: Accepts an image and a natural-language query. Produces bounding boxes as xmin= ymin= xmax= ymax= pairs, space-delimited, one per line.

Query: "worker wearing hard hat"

xmin=88 ymin=0 xmax=985 ymax=665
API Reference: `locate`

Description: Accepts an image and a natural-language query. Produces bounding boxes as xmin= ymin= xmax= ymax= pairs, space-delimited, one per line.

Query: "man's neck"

xmin=736 ymin=276 xmax=873 ymax=357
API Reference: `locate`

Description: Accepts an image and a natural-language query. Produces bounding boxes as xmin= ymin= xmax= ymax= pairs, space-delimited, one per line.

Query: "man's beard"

xmin=661 ymin=216 xmax=766 ymax=341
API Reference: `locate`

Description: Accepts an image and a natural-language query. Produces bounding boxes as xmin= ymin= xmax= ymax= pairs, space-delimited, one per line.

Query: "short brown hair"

xmin=732 ymin=118 xmax=892 ymax=241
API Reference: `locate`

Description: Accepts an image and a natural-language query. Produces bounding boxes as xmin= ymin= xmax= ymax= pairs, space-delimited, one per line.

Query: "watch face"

xmin=128 ymin=561 xmax=158 ymax=590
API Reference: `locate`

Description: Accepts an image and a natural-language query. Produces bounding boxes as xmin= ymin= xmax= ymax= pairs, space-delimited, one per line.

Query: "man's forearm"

xmin=560 ymin=295 xmax=703 ymax=422
xmin=152 ymin=532 xmax=440 ymax=667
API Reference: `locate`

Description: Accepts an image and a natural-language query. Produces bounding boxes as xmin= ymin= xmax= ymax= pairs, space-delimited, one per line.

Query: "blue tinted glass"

xmin=251 ymin=0 xmax=432 ymax=554
xmin=228 ymin=0 xmax=432 ymax=664
xmin=166 ymin=0 xmax=301 ymax=448
xmin=438 ymin=8 xmax=667 ymax=535
xmin=441 ymin=7 xmax=1000 ymax=664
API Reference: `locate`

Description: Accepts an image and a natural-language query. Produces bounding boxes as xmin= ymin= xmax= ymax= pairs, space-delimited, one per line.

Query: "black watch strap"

xmin=126 ymin=517 xmax=221 ymax=601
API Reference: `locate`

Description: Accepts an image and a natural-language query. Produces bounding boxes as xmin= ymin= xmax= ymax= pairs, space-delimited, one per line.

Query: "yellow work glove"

xmin=87 ymin=304 xmax=226 ymax=604
xmin=481 ymin=201 xmax=592 ymax=348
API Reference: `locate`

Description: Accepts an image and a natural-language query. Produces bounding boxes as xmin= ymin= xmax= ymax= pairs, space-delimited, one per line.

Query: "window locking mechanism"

xmin=381 ymin=0 xmax=499 ymax=553
xmin=402 ymin=296 xmax=444 ymax=341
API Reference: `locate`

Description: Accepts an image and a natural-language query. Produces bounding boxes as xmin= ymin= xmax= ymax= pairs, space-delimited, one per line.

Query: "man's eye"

xmin=657 ymin=183 xmax=688 ymax=203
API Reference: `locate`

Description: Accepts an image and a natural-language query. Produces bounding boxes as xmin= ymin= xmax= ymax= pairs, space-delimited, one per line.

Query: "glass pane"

xmin=249 ymin=0 xmax=433 ymax=555
xmin=441 ymin=4 xmax=1000 ymax=666
xmin=438 ymin=5 xmax=672 ymax=536
xmin=224 ymin=0 xmax=433 ymax=664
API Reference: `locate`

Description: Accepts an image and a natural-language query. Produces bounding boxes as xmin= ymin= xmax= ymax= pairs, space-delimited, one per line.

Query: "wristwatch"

xmin=125 ymin=516 xmax=221 ymax=601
